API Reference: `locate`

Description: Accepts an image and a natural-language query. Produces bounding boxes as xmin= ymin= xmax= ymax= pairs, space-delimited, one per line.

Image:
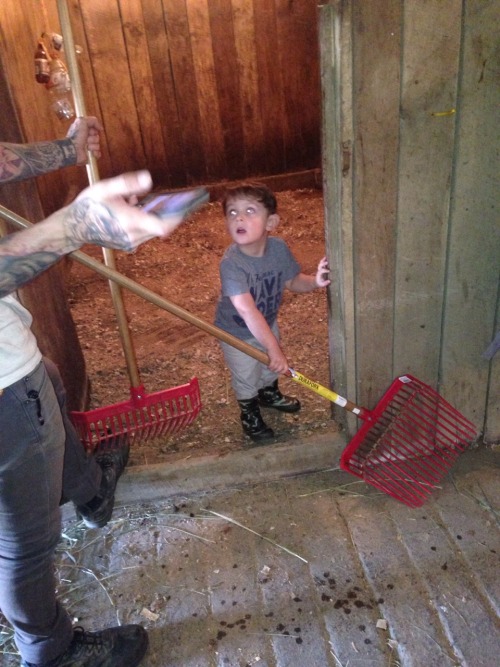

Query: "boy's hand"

xmin=266 ymin=342 xmax=289 ymax=375
xmin=315 ymin=256 xmax=331 ymax=288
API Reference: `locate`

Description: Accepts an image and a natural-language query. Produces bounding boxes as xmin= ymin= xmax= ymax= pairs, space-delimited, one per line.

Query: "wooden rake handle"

xmin=57 ymin=0 xmax=141 ymax=389
xmin=1 ymin=205 xmax=367 ymax=418
xmin=74 ymin=251 xmax=366 ymax=417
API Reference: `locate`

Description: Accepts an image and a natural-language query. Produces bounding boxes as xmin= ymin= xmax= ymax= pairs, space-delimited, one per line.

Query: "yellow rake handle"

xmin=288 ymin=369 xmax=365 ymax=417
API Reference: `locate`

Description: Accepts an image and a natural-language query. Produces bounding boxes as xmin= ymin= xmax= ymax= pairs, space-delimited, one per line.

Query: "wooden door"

xmin=320 ymin=0 xmax=499 ymax=443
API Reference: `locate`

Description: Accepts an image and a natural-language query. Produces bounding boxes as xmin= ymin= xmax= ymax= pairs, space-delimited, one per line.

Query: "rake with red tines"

xmin=0 ymin=207 xmax=203 ymax=453
xmin=69 ymin=248 xmax=476 ymax=502
xmin=4 ymin=196 xmax=475 ymax=492
xmin=0 ymin=194 xmax=479 ymax=491
xmin=54 ymin=0 xmax=203 ymax=452
xmin=271 ymin=369 xmax=477 ymax=508
xmin=70 ymin=378 xmax=202 ymax=452
xmin=335 ymin=374 xmax=477 ymax=507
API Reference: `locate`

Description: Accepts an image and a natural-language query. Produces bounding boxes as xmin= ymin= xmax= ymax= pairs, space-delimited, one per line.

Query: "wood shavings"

xmin=141 ymin=607 xmax=160 ymax=622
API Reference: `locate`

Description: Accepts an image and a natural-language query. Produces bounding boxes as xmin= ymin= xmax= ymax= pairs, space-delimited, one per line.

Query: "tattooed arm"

xmin=0 ymin=116 xmax=102 ymax=183
xmin=0 ymin=171 xmax=186 ymax=297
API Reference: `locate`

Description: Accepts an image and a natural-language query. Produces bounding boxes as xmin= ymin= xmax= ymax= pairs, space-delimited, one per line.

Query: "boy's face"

xmin=224 ymin=196 xmax=279 ymax=256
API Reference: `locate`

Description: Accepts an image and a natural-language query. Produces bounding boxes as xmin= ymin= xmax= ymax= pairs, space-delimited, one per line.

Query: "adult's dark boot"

xmin=75 ymin=435 xmax=130 ymax=529
xmin=20 ymin=624 xmax=148 ymax=667
xmin=258 ymin=380 xmax=301 ymax=413
xmin=238 ymin=397 xmax=275 ymax=442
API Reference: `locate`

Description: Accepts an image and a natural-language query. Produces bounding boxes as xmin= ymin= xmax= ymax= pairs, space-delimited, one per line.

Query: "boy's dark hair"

xmin=222 ymin=183 xmax=277 ymax=215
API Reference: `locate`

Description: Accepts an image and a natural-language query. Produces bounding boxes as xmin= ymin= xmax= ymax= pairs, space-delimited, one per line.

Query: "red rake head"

xmin=71 ymin=377 xmax=202 ymax=452
xmin=340 ymin=375 xmax=478 ymax=507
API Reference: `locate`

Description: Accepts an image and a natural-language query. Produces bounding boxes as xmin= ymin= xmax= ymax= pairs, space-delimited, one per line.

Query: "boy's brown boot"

xmin=258 ymin=380 xmax=301 ymax=413
xmin=238 ymin=398 xmax=275 ymax=442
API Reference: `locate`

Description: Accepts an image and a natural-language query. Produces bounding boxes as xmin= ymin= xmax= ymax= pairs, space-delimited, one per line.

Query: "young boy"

xmin=215 ymin=183 xmax=330 ymax=443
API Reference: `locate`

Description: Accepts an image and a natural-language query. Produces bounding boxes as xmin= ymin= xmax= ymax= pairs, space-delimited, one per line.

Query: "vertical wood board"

xmin=352 ymin=1 xmax=402 ymax=408
xmin=119 ymin=0 xmax=168 ymax=183
xmin=79 ymin=0 xmax=146 ymax=174
xmin=186 ymin=0 xmax=226 ymax=180
xmin=320 ymin=2 xmax=353 ymax=432
xmin=159 ymin=0 xmax=206 ymax=183
xmin=140 ymin=0 xmax=186 ymax=185
xmin=275 ymin=0 xmax=321 ymax=171
xmin=208 ymin=0 xmax=246 ymax=180
xmin=337 ymin=0 xmax=356 ymax=435
xmin=393 ymin=0 xmax=462 ymax=383
xmin=485 ymin=287 xmax=499 ymax=443
xmin=231 ymin=0 xmax=265 ymax=174
xmin=440 ymin=0 xmax=500 ymax=431
xmin=253 ymin=0 xmax=286 ymax=175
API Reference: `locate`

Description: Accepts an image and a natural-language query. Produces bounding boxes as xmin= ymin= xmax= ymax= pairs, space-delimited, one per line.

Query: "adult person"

xmin=0 ymin=120 xmax=189 ymax=666
xmin=1 ymin=117 xmax=131 ymax=531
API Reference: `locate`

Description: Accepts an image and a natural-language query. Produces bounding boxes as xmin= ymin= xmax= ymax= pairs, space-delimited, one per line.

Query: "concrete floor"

xmin=3 ymin=429 xmax=500 ymax=666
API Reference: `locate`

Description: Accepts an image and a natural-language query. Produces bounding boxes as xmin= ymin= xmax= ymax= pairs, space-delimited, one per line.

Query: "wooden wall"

xmin=0 ymin=65 xmax=89 ymax=411
xmin=0 ymin=0 xmax=321 ymax=217
xmin=321 ymin=0 xmax=499 ymax=442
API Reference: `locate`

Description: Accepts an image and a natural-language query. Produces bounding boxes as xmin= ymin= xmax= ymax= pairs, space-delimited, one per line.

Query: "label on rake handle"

xmin=289 ymin=369 xmax=346 ymax=407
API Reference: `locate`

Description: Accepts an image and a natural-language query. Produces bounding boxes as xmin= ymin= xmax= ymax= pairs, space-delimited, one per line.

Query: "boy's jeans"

xmin=0 ymin=360 xmax=73 ymax=664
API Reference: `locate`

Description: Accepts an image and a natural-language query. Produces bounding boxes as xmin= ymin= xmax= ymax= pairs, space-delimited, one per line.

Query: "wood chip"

xmin=141 ymin=607 xmax=160 ymax=622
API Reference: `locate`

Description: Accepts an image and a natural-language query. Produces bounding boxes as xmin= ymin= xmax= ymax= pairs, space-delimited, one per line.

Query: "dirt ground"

xmin=67 ymin=188 xmax=337 ymax=467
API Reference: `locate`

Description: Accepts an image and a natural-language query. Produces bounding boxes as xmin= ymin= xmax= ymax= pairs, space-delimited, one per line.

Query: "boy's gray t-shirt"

xmin=215 ymin=237 xmax=300 ymax=341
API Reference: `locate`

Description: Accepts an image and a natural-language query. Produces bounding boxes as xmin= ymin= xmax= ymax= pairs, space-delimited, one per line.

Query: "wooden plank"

xmin=227 ymin=0 xmax=265 ymax=177
xmin=252 ymin=0 xmax=285 ymax=175
xmin=393 ymin=1 xmax=462 ymax=385
xmin=0 ymin=0 xmax=59 ymax=144
xmin=352 ymin=1 xmax=402 ymax=408
xmin=432 ymin=465 xmax=500 ymax=615
xmin=118 ymin=0 xmax=168 ymax=184
xmin=139 ymin=0 xmax=185 ymax=186
xmin=339 ymin=493 xmax=461 ymax=667
xmin=186 ymin=0 xmax=225 ymax=182
xmin=319 ymin=3 xmax=348 ymax=432
xmin=0 ymin=0 xmax=75 ymax=212
xmin=485 ymin=294 xmax=499 ymax=443
xmin=207 ymin=0 xmax=246 ymax=180
xmin=79 ymin=0 xmax=145 ymax=174
xmin=158 ymin=0 xmax=206 ymax=184
xmin=388 ymin=501 xmax=500 ymax=666
xmin=0 ymin=53 xmax=89 ymax=411
xmin=440 ymin=0 xmax=500 ymax=430
xmin=338 ymin=0 xmax=357 ymax=435
xmin=274 ymin=0 xmax=321 ymax=172
xmin=307 ymin=492 xmax=390 ymax=665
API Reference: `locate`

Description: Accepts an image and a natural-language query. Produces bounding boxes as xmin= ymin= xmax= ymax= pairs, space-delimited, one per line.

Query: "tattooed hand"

xmin=0 ymin=116 xmax=103 ymax=183
xmin=65 ymin=171 xmax=188 ymax=251
xmin=0 ymin=171 xmax=189 ymax=296
xmin=66 ymin=116 xmax=103 ymax=166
